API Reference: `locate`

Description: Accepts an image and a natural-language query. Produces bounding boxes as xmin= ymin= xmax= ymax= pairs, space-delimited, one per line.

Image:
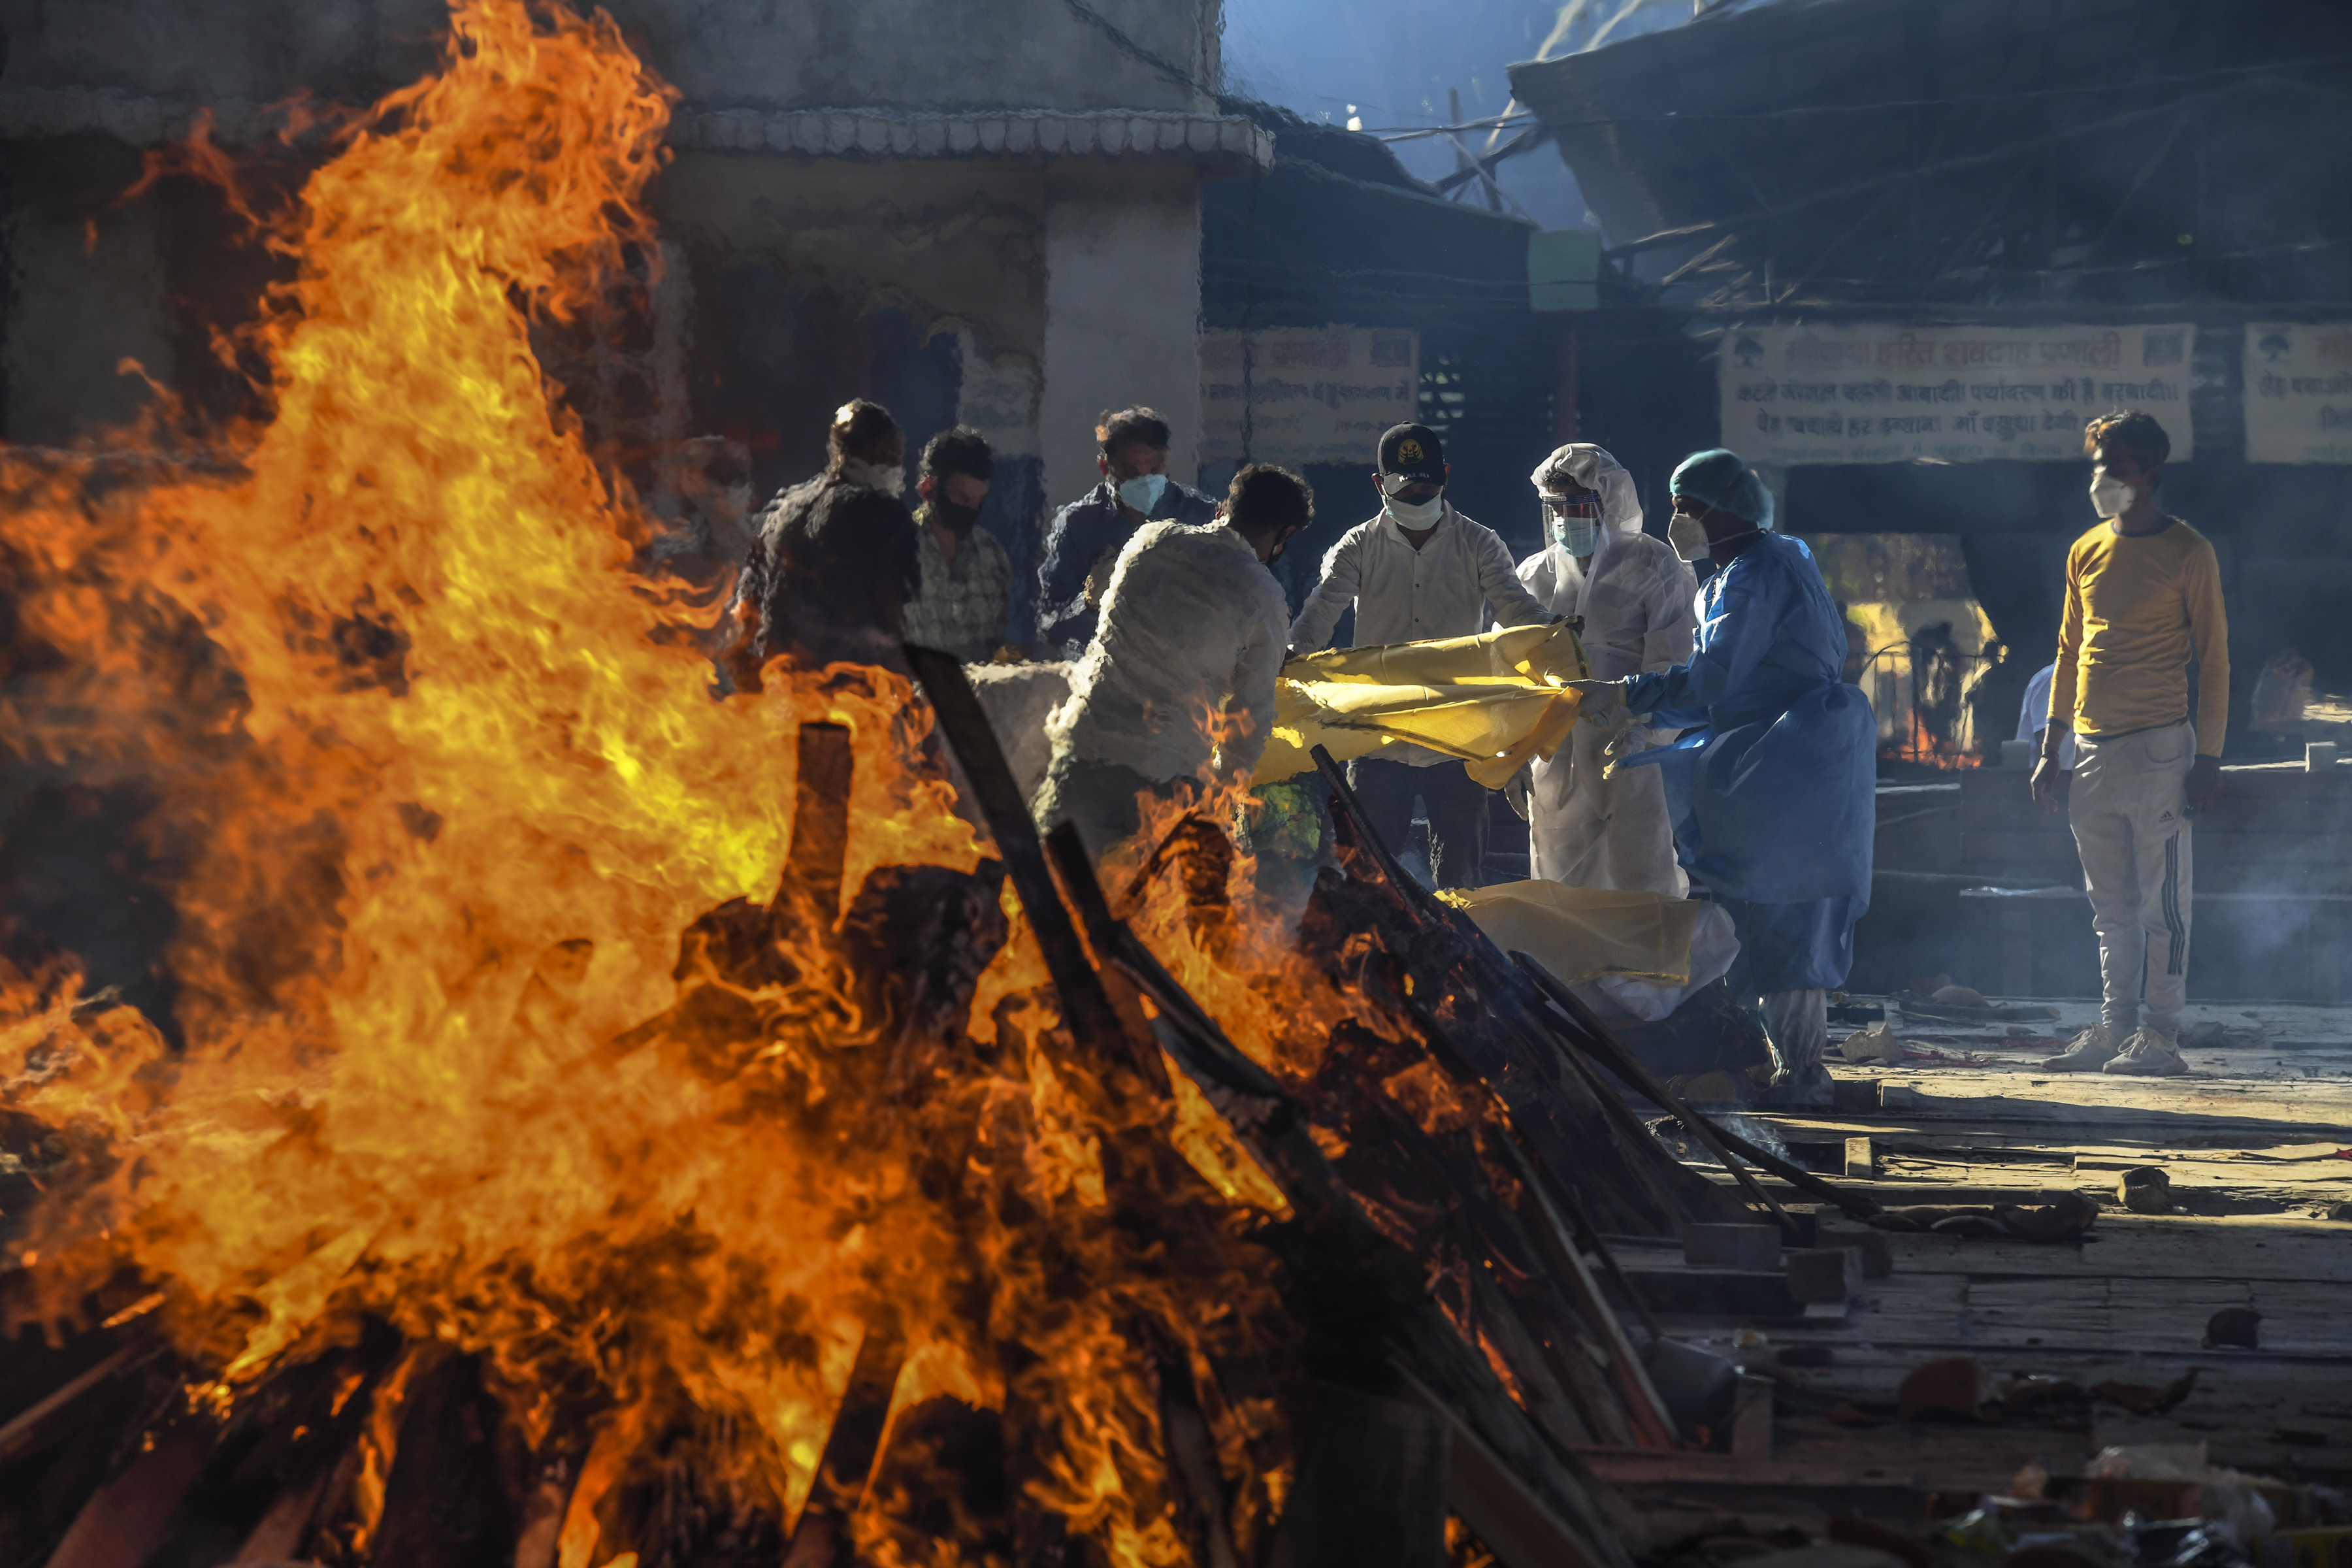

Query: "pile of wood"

xmin=0 ymin=650 xmax=1821 ymax=1568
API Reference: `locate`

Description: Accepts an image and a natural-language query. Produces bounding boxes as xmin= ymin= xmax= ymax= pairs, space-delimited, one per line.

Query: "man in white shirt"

xmin=1288 ymin=422 xmax=1554 ymax=888
xmin=1037 ymin=465 xmax=1313 ymax=857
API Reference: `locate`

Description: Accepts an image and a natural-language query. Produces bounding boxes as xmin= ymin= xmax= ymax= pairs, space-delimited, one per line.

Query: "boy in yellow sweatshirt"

xmin=2031 ymin=410 xmax=2228 ymax=1077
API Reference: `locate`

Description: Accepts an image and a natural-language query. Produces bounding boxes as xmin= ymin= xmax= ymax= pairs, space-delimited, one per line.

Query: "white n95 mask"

xmin=1117 ymin=472 xmax=1168 ymax=514
xmin=1668 ymin=514 xmax=1712 ymax=561
xmin=2089 ymin=472 xmax=2133 ymax=518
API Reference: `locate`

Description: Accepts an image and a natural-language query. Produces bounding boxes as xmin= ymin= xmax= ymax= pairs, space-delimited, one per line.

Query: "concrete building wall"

xmin=657 ymin=155 xmax=1050 ymax=369
xmin=0 ymin=0 xmax=1221 ymax=114
xmin=1037 ymin=164 xmax=1203 ymax=509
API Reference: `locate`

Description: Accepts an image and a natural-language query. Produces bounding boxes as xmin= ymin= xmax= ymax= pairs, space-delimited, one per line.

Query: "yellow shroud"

xmin=1439 ymin=880 xmax=1698 ymax=987
xmin=1255 ymin=621 xmax=1589 ymax=787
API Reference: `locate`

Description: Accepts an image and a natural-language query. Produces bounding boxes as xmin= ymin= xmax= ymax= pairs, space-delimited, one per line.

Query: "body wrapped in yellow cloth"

xmin=1254 ymin=621 xmax=1588 ymax=787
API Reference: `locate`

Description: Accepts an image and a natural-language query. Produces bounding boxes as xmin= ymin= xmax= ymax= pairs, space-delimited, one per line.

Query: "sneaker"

xmin=2102 ymin=1026 xmax=2188 ymax=1077
xmin=2042 ymin=1022 xmax=2124 ymax=1072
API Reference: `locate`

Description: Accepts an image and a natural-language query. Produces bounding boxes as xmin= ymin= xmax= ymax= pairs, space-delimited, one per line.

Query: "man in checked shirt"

xmin=901 ymin=426 xmax=1021 ymax=664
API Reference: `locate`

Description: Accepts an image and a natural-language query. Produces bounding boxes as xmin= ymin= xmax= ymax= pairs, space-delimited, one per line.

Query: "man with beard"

xmin=726 ymin=399 xmax=920 ymax=685
xmin=902 ymin=426 xmax=1017 ymax=664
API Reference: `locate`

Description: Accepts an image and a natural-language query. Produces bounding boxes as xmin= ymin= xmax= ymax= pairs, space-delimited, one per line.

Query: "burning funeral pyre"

xmin=0 ymin=5 xmax=1783 ymax=1565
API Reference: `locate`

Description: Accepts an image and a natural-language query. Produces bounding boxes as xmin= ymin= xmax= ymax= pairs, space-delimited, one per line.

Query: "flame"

xmin=1886 ymin=706 xmax=1981 ymax=768
xmin=0 ymin=2 xmax=1301 ymax=1558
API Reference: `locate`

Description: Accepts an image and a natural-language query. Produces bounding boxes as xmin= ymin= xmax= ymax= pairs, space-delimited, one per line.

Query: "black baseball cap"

xmin=1377 ymin=423 xmax=1445 ymax=483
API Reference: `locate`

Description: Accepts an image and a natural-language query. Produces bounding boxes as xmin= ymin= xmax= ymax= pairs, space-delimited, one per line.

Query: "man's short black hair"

xmin=1226 ymin=463 xmax=1313 ymax=536
xmin=1097 ymin=406 xmax=1173 ymax=457
xmin=920 ymin=425 xmax=995 ymax=485
xmin=2084 ymin=410 xmax=2170 ymax=470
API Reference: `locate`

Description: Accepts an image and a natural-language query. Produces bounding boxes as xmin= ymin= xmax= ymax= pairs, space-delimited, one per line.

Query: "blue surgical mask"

xmin=1553 ymin=515 xmax=1600 ymax=557
xmin=1117 ymin=473 xmax=1168 ymax=514
xmin=1383 ymin=493 xmax=1444 ymax=529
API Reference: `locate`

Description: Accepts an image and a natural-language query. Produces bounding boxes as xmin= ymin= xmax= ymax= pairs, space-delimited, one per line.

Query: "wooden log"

xmin=1509 ymin=955 xmax=1789 ymax=1226
xmin=508 ymin=1424 xmax=595 ymax=1568
xmin=1264 ymin=1384 xmax=1450 ymax=1568
xmin=41 ymin=1419 xmax=213 ymax=1568
xmin=779 ymin=721 xmax=855 ymax=921
xmin=781 ymin=1315 xmax=907 ymax=1568
xmin=1385 ymin=1343 xmax=1630 ymax=1568
xmin=925 ymin=664 xmax=1634 ymax=1568
xmin=1482 ymin=1130 xmax=1677 ymax=1449
xmin=148 ymin=1328 xmax=407 ymax=1565
xmin=1371 ymin=956 xmax=1695 ymax=1245
xmin=1305 ymin=745 xmax=1449 ymax=932
xmin=1307 ymin=745 xmax=1739 ymax=1236
xmin=905 ymin=645 xmax=1132 ymax=1066
xmin=370 ymin=1352 xmax=517 ymax=1568
xmin=0 ymin=1336 xmax=161 ymax=1471
xmin=1042 ymin=820 xmax=1637 ymax=1568
xmin=229 ymin=1343 xmax=412 ymax=1566
xmin=1148 ymin=1341 xmax=1243 ymax=1568
xmin=1519 ymin=958 xmax=1881 ymax=1220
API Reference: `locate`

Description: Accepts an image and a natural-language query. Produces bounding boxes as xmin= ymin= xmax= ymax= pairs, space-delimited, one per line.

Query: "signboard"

xmin=2244 ymin=323 xmax=2352 ymax=463
xmin=1719 ymin=323 xmax=2197 ymax=465
xmin=1201 ymin=326 xmax=1418 ymax=469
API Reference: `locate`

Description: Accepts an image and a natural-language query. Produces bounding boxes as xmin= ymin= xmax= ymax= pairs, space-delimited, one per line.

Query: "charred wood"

xmin=779 ymin=722 xmax=855 ymax=923
xmin=1305 ymin=747 xmax=1741 ymax=1237
xmin=1264 ymin=1384 xmax=1450 ymax=1568
xmin=370 ymin=1352 xmax=521 ymax=1568
xmin=140 ymin=1322 xmax=405 ymax=1565
xmin=781 ymin=1315 xmax=906 ymax=1568
xmin=1513 ymin=958 xmax=1882 ymax=1223
xmin=42 ymin=1416 xmax=214 ymax=1568
xmin=1030 ymin=791 xmax=1634 ymax=1568
xmin=0 ymin=1333 xmax=184 ymax=1568
xmin=1511 ymin=956 xmax=1789 ymax=1224
xmin=906 ymin=645 xmax=1131 ymax=1064
xmin=0 ymin=1332 xmax=164 ymax=1471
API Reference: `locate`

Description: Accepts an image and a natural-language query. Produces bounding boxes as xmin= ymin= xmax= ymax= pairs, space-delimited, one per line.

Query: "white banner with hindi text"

xmin=1719 ymin=322 xmax=2196 ymax=465
xmin=2244 ymin=323 xmax=2352 ymax=464
xmin=1201 ymin=326 xmax=1419 ymax=469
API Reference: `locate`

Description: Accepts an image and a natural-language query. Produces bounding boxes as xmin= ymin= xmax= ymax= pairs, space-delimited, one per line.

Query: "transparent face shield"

xmin=1543 ymin=489 xmax=1603 ymax=555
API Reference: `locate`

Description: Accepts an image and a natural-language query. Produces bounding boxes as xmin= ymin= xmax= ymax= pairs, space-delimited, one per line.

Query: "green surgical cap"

xmin=1670 ymin=448 xmax=1775 ymax=531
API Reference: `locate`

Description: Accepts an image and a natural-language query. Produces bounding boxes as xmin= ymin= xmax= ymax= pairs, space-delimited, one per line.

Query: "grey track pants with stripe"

xmin=2067 ymin=720 xmax=2196 ymax=1037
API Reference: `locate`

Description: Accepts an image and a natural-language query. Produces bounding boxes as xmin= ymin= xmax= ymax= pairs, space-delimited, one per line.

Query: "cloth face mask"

xmin=1383 ymin=493 xmax=1445 ymax=529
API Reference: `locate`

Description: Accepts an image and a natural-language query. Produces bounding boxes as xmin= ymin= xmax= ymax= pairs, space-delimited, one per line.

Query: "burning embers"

xmin=0 ymin=4 xmax=1742 ymax=1565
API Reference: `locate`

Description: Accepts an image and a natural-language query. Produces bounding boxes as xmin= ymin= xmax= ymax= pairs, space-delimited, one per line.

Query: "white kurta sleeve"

xmin=1220 ymin=602 xmax=1286 ymax=778
xmin=1287 ymin=529 xmax=1364 ymax=654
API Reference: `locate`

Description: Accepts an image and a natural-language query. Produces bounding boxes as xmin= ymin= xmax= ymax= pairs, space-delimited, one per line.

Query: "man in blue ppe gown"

xmin=1570 ymin=450 xmax=1876 ymax=1107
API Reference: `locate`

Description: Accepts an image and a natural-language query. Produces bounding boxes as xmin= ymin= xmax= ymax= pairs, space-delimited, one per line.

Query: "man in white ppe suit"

xmin=1516 ymin=444 xmax=1699 ymax=894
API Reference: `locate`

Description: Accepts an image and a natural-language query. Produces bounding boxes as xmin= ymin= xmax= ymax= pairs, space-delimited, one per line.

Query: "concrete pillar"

xmin=1037 ymin=165 xmax=1203 ymax=511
